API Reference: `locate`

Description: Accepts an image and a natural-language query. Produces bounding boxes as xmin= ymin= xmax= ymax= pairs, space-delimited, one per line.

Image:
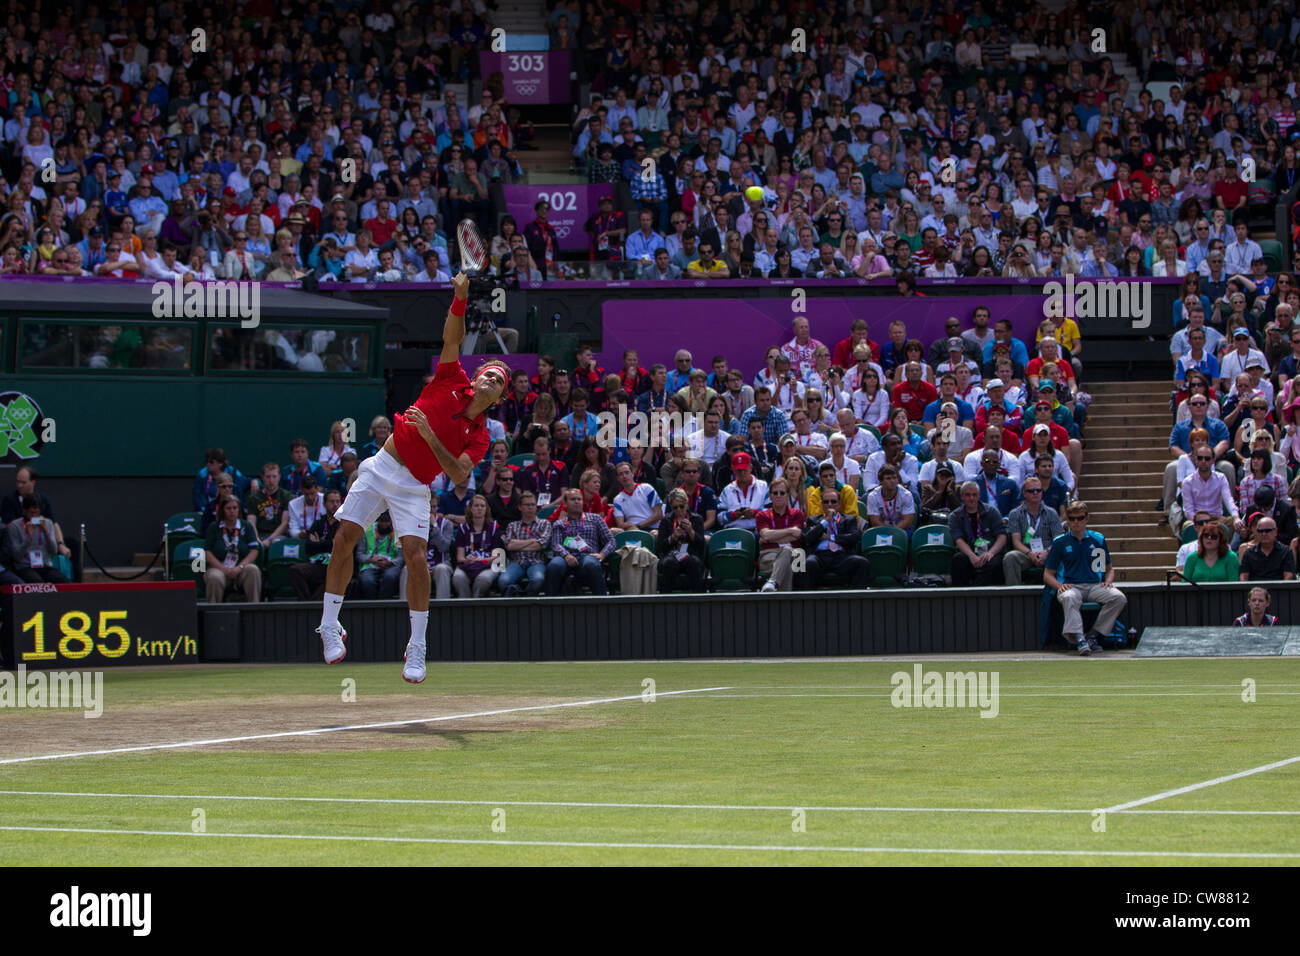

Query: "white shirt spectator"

xmin=919 ymin=457 xmax=967 ymax=484
xmin=318 ymin=443 xmax=356 ymax=470
xmin=771 ymin=379 xmax=807 ymax=412
xmin=689 ymin=429 xmax=731 ymax=465
xmin=962 ymin=448 xmax=1019 ymax=478
xmin=852 ymin=388 xmax=891 ymax=427
xmin=790 ymin=430 xmax=829 ymax=457
xmin=1017 ymin=448 xmax=1074 ymax=489
xmin=718 ymin=477 xmax=770 ymax=530
xmin=862 ymin=451 xmax=920 ymax=499
xmin=826 ymin=457 xmax=862 ymax=488
xmin=345 ymin=248 xmax=380 ymax=282
xmin=287 ymin=494 xmax=326 ymax=537
xmin=839 ymin=426 xmax=880 ymax=460
xmin=1219 ymin=348 xmax=1268 ymax=383
xmin=866 ymin=485 xmax=917 ymax=525
xmin=612 ymin=483 xmax=662 ymax=526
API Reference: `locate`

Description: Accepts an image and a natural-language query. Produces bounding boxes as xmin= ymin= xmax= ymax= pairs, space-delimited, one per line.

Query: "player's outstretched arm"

xmin=440 ymin=272 xmax=471 ymax=365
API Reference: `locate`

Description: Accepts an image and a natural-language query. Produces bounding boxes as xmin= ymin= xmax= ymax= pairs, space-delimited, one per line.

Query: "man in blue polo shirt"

xmin=1043 ymin=499 xmax=1127 ymax=656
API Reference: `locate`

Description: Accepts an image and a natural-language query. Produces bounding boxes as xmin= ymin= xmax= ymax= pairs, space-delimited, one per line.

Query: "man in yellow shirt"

xmin=686 ymin=239 xmax=731 ymax=278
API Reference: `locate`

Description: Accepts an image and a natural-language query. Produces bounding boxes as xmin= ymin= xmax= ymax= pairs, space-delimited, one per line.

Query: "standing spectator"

xmin=1002 ymin=476 xmax=1066 ymax=584
xmin=656 ymin=488 xmax=706 ymax=592
xmin=1044 ymin=500 xmax=1127 ymax=655
xmin=4 ymin=495 xmax=70 ymax=584
xmin=201 ymin=497 xmax=261 ymax=602
xmin=949 ymin=481 xmax=1008 ymax=586
xmin=546 ymin=488 xmax=616 ymax=594
xmin=523 ymin=199 xmax=560 ymax=279
xmin=802 ymin=487 xmax=871 ymax=589
xmin=357 ymin=511 xmax=404 ymax=599
xmin=499 ymin=491 xmax=550 ymax=597
xmin=453 ymin=495 xmax=502 ymax=596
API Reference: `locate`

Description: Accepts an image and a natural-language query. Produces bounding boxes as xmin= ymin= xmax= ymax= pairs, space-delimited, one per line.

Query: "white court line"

xmin=1 ymin=825 xmax=1296 ymax=859
xmin=695 ymin=692 xmax=1300 ymax=698
xmin=2 ymin=790 xmax=1297 ymax=816
xmin=1104 ymin=754 xmax=1300 ymax=813
xmin=0 ymin=686 xmax=730 ymax=766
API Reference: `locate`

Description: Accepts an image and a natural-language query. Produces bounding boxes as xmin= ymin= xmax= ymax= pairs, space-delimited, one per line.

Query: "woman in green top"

xmin=1183 ymin=521 xmax=1239 ymax=582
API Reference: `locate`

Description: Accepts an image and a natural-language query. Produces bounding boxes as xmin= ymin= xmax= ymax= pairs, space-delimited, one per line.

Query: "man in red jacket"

xmin=890 ymin=362 xmax=939 ymax=421
xmin=317 ymin=272 xmax=509 ymax=683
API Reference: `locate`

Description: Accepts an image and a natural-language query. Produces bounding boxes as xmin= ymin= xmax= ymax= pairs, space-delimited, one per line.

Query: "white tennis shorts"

xmin=335 ymin=448 xmax=432 ymax=540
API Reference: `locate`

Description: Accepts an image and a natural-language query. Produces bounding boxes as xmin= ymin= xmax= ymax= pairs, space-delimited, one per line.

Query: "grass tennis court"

xmin=1 ymin=657 xmax=1298 ymax=865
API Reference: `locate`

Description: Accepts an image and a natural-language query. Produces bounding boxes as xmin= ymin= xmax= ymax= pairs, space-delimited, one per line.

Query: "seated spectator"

xmin=499 ymin=491 xmax=550 ymax=597
xmin=357 ymin=511 xmax=404 ymax=599
xmin=200 ymin=472 xmax=241 ymax=533
xmin=568 ymin=438 xmax=617 ymax=498
xmin=453 ymin=495 xmax=502 ymax=597
xmin=1238 ymin=516 xmax=1296 ymax=581
xmin=802 ymin=487 xmax=871 ymax=589
xmin=287 ymin=476 xmax=327 ymax=538
xmin=865 ymin=464 xmax=916 ymax=532
xmin=4 ymin=494 xmax=70 ymax=584
xmin=192 ymin=446 xmax=248 ymax=511
xmin=920 ymin=460 xmax=962 ymax=522
xmin=807 ymin=460 xmax=860 ymax=518
xmin=289 ymin=489 xmax=351 ymax=600
xmin=1183 ymin=518 xmax=1239 ymax=583
xmin=1019 ymin=424 xmax=1075 ymax=491
xmin=742 ymin=419 xmax=780 ymax=483
xmin=518 ymin=436 xmax=569 ymax=509
xmin=1002 ymin=476 xmax=1066 ymax=585
xmin=546 ymin=488 xmax=615 ymax=594
xmin=891 ymin=362 xmax=939 ymax=421
xmin=863 ymin=433 xmax=921 ymax=501
xmin=282 ymin=438 xmax=328 ymax=494
xmin=676 ymin=459 xmax=719 ymax=536
xmin=656 ymin=488 xmax=707 ymax=592
xmin=1174 ymin=511 xmax=1216 ymax=573
xmin=318 ymin=421 xmax=356 ymax=475
xmin=486 ymin=466 xmax=522 ymax=524
xmin=824 ymin=432 xmax=863 ymax=488
xmin=756 ymin=476 xmax=804 ymax=593
xmin=552 ymin=468 xmax=616 ymax=528
xmin=1233 ymin=587 xmax=1280 ymax=627
xmin=718 ymin=452 xmax=770 ymax=530
xmin=201 ymin=496 xmax=261 ymax=602
xmin=949 ymin=480 xmax=1008 ymax=586
xmin=437 ymin=477 xmax=474 ymax=525
xmin=1044 ymin=501 xmax=1126 ymax=655
xmin=245 ymin=463 xmax=293 ymax=548
xmin=963 ymin=425 xmax=1019 ymax=479
xmin=612 ymin=461 xmax=664 ymax=537
xmin=326 ymin=453 xmax=361 ymax=497
xmin=969 ymin=448 xmax=1021 ymax=516
xmin=1178 ymin=444 xmax=1239 ymax=538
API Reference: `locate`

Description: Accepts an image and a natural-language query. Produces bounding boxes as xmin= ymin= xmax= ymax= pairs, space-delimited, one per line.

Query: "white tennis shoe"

xmin=402 ymin=638 xmax=427 ymax=683
xmin=317 ymin=623 xmax=347 ymax=664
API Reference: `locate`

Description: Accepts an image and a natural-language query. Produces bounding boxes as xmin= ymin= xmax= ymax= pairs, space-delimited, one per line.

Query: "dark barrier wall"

xmin=199 ymin=581 xmax=1300 ymax=663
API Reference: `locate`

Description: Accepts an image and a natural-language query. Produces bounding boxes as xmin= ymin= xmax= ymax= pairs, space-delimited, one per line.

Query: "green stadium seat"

xmin=863 ymin=424 xmax=882 ymax=442
xmin=909 ymin=423 xmax=926 ymax=438
xmin=164 ymin=511 xmax=203 ymax=556
xmin=1258 ymin=239 xmax=1284 ymax=274
xmin=861 ymin=525 xmax=908 ymax=586
xmin=538 ymin=504 xmax=558 ymax=519
xmin=507 ymin=453 xmax=535 ymax=470
xmin=265 ymin=538 xmax=308 ymax=600
xmin=170 ymin=540 xmax=207 ymax=591
xmin=607 ymin=529 xmax=657 ymax=591
xmin=1180 ymin=524 xmax=1199 ymax=544
xmin=857 ymin=500 xmax=869 ymax=521
xmin=910 ymin=524 xmax=956 ymax=577
xmin=707 ymin=528 xmax=757 ymax=591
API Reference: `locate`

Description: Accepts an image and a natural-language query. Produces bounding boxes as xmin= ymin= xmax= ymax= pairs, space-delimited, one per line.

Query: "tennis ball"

xmin=745 ymin=185 xmax=764 ymax=202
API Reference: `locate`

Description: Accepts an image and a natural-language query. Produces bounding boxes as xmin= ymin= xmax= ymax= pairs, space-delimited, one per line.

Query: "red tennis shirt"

xmin=392 ymin=361 xmax=492 ymax=484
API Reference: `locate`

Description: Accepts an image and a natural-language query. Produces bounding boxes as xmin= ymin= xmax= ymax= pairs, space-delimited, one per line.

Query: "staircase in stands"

xmin=1077 ymin=379 xmax=1175 ymax=582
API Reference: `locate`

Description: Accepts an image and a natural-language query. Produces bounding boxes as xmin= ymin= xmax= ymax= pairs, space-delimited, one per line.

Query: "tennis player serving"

xmin=317 ymin=270 xmax=509 ymax=682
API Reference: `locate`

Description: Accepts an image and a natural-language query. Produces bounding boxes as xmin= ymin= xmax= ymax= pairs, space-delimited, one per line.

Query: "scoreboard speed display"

xmin=1 ymin=582 xmax=198 ymax=669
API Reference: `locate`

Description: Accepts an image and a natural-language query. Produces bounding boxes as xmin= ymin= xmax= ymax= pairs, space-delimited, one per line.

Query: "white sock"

xmin=321 ymin=592 xmax=344 ymax=628
xmin=410 ymin=610 xmax=428 ymax=645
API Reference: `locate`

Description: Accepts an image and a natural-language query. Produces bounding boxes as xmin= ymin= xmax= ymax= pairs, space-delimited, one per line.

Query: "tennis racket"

xmin=457 ymin=219 xmax=489 ymax=277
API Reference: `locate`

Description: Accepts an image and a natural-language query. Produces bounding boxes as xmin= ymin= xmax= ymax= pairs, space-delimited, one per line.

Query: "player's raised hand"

xmin=452 ymin=271 xmax=470 ymax=299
